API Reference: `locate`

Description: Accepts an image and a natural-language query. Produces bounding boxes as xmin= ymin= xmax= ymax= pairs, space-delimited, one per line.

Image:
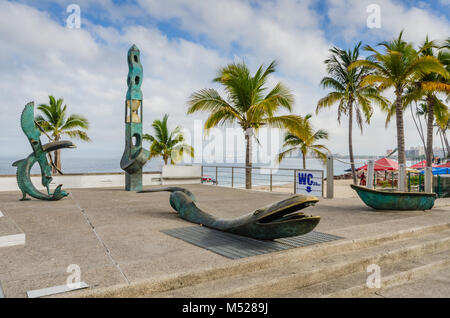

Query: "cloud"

xmin=327 ymin=0 xmax=450 ymax=44
xmin=0 ymin=0 xmax=447 ymax=167
xmin=0 ymin=1 xmax=225 ymax=160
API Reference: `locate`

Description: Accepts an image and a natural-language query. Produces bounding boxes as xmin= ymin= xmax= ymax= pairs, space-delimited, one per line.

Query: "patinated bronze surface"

xmin=350 ymin=184 xmax=437 ymax=210
xmin=140 ymin=187 xmax=321 ymax=240
xmin=12 ymin=102 xmax=76 ymax=201
xmin=120 ymin=45 xmax=149 ymax=191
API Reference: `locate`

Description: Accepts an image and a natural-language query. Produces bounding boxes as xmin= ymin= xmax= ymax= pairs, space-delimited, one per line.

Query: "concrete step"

xmin=277 ymin=248 xmax=450 ymax=298
xmin=69 ymin=221 xmax=450 ymax=297
xmin=152 ymin=229 xmax=450 ymax=297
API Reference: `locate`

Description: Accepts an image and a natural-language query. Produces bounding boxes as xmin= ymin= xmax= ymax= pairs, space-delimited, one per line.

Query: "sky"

xmin=0 ymin=0 xmax=449 ymax=163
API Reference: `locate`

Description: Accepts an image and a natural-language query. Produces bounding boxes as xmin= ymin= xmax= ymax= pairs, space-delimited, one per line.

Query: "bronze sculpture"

xmin=120 ymin=45 xmax=149 ymax=191
xmin=12 ymin=102 xmax=76 ymax=201
xmin=140 ymin=187 xmax=321 ymax=240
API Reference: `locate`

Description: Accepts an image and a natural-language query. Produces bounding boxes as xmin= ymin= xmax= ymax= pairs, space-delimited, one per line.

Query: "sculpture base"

xmin=125 ymin=171 xmax=143 ymax=192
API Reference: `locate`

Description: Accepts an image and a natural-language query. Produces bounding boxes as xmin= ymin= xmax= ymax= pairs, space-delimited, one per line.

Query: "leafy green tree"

xmin=35 ymin=95 xmax=90 ymax=173
xmin=402 ymin=38 xmax=450 ymax=167
xmin=317 ymin=43 xmax=388 ymax=184
xmin=349 ymin=32 xmax=449 ymax=188
xmin=277 ymin=114 xmax=329 ymax=169
xmin=187 ymin=60 xmax=307 ymax=189
xmin=143 ymin=114 xmax=194 ymax=165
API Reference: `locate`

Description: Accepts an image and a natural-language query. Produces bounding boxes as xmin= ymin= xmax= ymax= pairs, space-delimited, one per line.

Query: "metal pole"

xmin=326 ymin=155 xmax=334 ymax=199
xmin=270 ymin=169 xmax=273 ymax=192
xmin=392 ymin=171 xmax=394 ymax=189
xmin=215 ymin=166 xmax=218 ymax=186
xmin=293 ymin=169 xmax=297 ymax=194
xmin=201 ymin=165 xmax=204 ymax=184
xmin=367 ymin=160 xmax=374 ymax=189
xmin=231 ymin=167 xmax=234 ymax=188
xmin=437 ymin=175 xmax=441 ymax=197
xmin=408 ymin=172 xmax=411 ymax=192
xmin=321 ymin=170 xmax=324 ymax=198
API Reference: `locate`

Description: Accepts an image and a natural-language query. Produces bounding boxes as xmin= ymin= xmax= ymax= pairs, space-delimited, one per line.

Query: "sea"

xmin=0 ymin=155 xmax=361 ymax=187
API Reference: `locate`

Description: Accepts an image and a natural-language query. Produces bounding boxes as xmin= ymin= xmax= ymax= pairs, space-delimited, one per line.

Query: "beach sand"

xmin=253 ymin=179 xmax=357 ymax=198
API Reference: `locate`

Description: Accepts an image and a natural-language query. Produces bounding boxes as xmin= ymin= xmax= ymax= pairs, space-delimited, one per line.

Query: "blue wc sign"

xmin=296 ymin=170 xmax=323 ymax=197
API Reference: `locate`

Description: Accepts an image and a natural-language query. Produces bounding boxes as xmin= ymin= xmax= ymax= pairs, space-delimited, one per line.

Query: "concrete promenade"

xmin=0 ymin=184 xmax=449 ymax=297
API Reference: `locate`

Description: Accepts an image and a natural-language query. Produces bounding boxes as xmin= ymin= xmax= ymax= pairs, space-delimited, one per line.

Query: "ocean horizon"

xmin=0 ymin=155 xmax=378 ymax=177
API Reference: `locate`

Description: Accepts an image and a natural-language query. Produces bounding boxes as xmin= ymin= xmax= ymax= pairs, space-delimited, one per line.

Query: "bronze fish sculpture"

xmin=140 ymin=187 xmax=321 ymax=240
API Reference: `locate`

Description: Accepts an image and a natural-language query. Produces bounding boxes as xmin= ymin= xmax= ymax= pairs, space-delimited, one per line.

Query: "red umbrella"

xmin=357 ymin=157 xmax=398 ymax=171
xmin=436 ymin=161 xmax=450 ymax=168
xmin=409 ymin=160 xmax=437 ymax=169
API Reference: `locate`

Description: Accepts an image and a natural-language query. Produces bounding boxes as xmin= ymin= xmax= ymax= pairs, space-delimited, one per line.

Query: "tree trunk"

xmin=395 ymin=91 xmax=407 ymax=189
xmin=348 ymin=100 xmax=357 ymax=185
xmin=302 ymin=152 xmax=306 ymax=169
xmin=426 ymin=96 xmax=435 ymax=168
xmin=163 ymin=156 xmax=168 ymax=165
xmin=245 ymin=129 xmax=252 ymax=189
xmin=438 ymin=129 xmax=446 ymax=159
xmin=442 ymin=128 xmax=450 ymax=159
xmin=53 ymin=135 xmax=61 ymax=174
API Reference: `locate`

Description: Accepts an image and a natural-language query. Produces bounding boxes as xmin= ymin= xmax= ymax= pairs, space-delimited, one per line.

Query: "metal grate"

xmin=162 ymin=226 xmax=343 ymax=259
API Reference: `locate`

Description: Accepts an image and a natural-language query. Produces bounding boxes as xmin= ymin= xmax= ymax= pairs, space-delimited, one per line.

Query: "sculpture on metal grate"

xmin=140 ymin=187 xmax=321 ymax=240
xmin=120 ymin=44 xmax=149 ymax=191
xmin=12 ymin=102 xmax=76 ymax=201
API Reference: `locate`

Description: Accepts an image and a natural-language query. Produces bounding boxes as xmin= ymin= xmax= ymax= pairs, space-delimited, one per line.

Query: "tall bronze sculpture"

xmin=140 ymin=187 xmax=321 ymax=240
xmin=12 ymin=102 xmax=76 ymax=201
xmin=120 ymin=45 xmax=149 ymax=191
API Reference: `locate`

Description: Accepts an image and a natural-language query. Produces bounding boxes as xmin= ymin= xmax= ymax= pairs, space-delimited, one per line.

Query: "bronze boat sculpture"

xmin=139 ymin=187 xmax=321 ymax=240
xmin=350 ymin=184 xmax=437 ymax=210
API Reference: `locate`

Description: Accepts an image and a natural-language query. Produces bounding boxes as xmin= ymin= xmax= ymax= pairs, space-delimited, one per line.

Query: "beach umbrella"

xmin=357 ymin=157 xmax=398 ymax=171
xmin=410 ymin=160 xmax=436 ymax=169
xmin=419 ymin=167 xmax=450 ymax=175
xmin=409 ymin=160 xmax=437 ymax=169
xmin=436 ymin=162 xmax=450 ymax=168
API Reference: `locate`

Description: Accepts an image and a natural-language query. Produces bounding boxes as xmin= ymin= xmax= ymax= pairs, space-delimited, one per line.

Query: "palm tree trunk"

xmin=245 ymin=130 xmax=252 ymax=189
xmin=302 ymin=152 xmax=306 ymax=169
xmin=348 ymin=100 xmax=357 ymax=184
xmin=53 ymin=135 xmax=61 ymax=174
xmin=395 ymin=91 xmax=407 ymax=189
xmin=442 ymin=128 xmax=450 ymax=159
xmin=410 ymin=103 xmax=426 ymax=152
xmin=438 ymin=128 xmax=446 ymax=159
xmin=426 ymin=96 xmax=435 ymax=168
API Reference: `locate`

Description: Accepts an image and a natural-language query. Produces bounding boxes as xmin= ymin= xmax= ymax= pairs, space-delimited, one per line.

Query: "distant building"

xmin=405 ymin=146 xmax=444 ymax=159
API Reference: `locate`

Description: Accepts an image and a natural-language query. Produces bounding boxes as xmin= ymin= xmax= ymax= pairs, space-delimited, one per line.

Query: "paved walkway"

xmin=0 ymin=184 xmax=449 ymax=297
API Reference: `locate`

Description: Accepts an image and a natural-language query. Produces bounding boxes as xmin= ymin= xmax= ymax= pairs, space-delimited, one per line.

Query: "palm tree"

xmin=317 ymin=43 xmax=388 ymax=184
xmin=35 ymin=95 xmax=90 ymax=173
xmin=402 ymin=38 xmax=450 ymax=169
xmin=349 ymin=31 xmax=449 ymax=189
xmin=143 ymin=114 xmax=194 ymax=165
xmin=187 ymin=60 xmax=307 ymax=189
xmin=277 ymin=114 xmax=329 ymax=169
xmin=439 ymin=118 xmax=450 ymax=159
